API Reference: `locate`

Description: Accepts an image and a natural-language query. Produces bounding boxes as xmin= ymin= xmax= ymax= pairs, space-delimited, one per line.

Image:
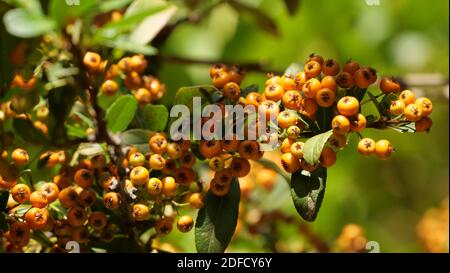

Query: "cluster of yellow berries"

xmin=416 ymin=197 xmax=448 ymax=253
xmin=83 ymin=52 xmax=166 ymax=106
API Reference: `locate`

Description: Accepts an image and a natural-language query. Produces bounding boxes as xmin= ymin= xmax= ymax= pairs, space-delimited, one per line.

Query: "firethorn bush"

xmin=0 ymin=0 xmax=440 ymax=253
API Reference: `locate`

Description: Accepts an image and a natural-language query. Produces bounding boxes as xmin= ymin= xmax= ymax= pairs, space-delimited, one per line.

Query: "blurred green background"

xmin=155 ymin=0 xmax=449 ymax=252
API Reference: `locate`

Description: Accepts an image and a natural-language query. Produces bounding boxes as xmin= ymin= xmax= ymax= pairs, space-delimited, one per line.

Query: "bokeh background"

xmin=154 ymin=0 xmax=449 ymax=253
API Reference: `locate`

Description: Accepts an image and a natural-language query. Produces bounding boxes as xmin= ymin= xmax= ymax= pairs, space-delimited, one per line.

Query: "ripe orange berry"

xmin=130 ymin=54 xmax=147 ymax=73
xmin=300 ymin=160 xmax=318 ymax=172
xmin=89 ymin=212 xmax=108 ymax=230
xmin=280 ymin=138 xmax=295 ymax=154
xmin=74 ymin=168 xmax=93 ymax=189
xmin=238 ymin=140 xmax=262 ymax=160
xmin=67 ymin=206 xmax=87 ymax=227
xmin=264 ymin=83 xmax=284 ymax=102
xmin=209 ymin=63 xmax=228 ymax=78
xmin=278 ymin=110 xmax=298 ymax=129
xmin=58 ymin=187 xmax=78 ymax=208
xmin=129 ymin=152 xmax=145 ymax=167
xmin=389 ymin=100 xmax=405 ymax=115
xmin=415 ymin=117 xmax=432 ymax=132
xmin=336 ymin=72 xmax=353 ymax=88
xmin=415 ymin=97 xmax=433 ymax=117
xmin=118 ymin=57 xmax=133 ymax=73
xmin=337 ymin=96 xmax=359 ymax=117
xmin=167 ymin=143 xmax=182 ymax=159
xmin=399 ymin=90 xmax=416 ymax=106
xmin=230 ymin=157 xmax=251 ymax=177
xmin=209 ymin=156 xmax=225 ymax=171
xmin=304 ymin=60 xmax=322 ymax=78
xmin=130 ymin=166 xmax=149 ymax=185
xmin=149 ymin=134 xmax=168 ymax=154
xmin=177 ymin=216 xmax=194 ymax=233
xmin=321 ymin=76 xmax=337 ymax=91
xmin=132 ymin=204 xmax=150 ymax=221
xmin=380 ymin=77 xmax=401 ymax=93
xmin=101 ymin=80 xmax=119 ymax=95
xmin=212 ymin=71 xmax=231 ymax=89
xmin=282 ymin=90 xmax=302 ymax=110
xmin=25 ymin=207 xmax=48 ymax=230
xmin=199 ymin=140 xmax=222 ymax=159
xmin=9 ymin=221 xmax=30 ymax=245
xmin=343 ymin=59 xmax=360 ymax=75
xmin=189 ymin=193 xmax=204 ymax=209
xmin=320 ymin=147 xmax=337 ymax=168
xmin=246 ymin=92 xmax=262 ymax=107
xmin=103 ymin=192 xmax=121 ymax=210
xmin=174 ymin=167 xmax=195 ymax=185
xmin=349 ymin=113 xmax=367 ymax=132
xmin=358 ymin=138 xmax=376 ymax=156
xmin=290 ymin=141 xmax=305 ymax=158
xmin=210 ymin=179 xmax=230 ymax=196
xmin=12 ymin=148 xmax=29 ymax=166
xmin=78 ymin=189 xmax=96 ymax=207
xmin=149 ymin=154 xmax=166 ymax=170
xmin=223 ymin=82 xmax=241 ymax=100
xmin=146 ymin=177 xmax=163 ymax=195
xmin=214 ymin=169 xmax=233 ymax=185
xmin=375 ymin=139 xmax=393 ymax=160
xmin=353 ymin=68 xmax=372 ymax=88
xmin=30 ymin=191 xmax=48 ymax=208
xmin=328 ymin=134 xmax=347 ymax=149
xmin=303 ymin=78 xmax=322 ymax=99
xmin=179 ymin=152 xmax=196 ymax=168
xmin=222 ymin=137 xmax=240 ymax=153
xmin=322 ymin=59 xmax=340 ymax=76
xmin=134 ymin=88 xmax=151 ymax=105
xmin=72 ymin=226 xmax=89 ymax=244
xmin=259 ymin=100 xmax=280 ymax=120
xmin=161 ymin=176 xmax=177 ymax=196
xmin=281 ymin=152 xmax=300 ymax=173
xmin=300 ymin=98 xmax=319 ymax=117
xmin=294 ymin=72 xmax=307 ymax=90
xmin=332 ymin=115 xmax=351 ymax=135
xmin=11 ymin=184 xmax=31 ymax=203
xmin=228 ymin=65 xmax=244 ymax=84
xmin=40 ymin=182 xmax=60 ymax=203
xmin=307 ymin=54 xmax=324 ymax=65
xmin=83 ymin=52 xmax=101 ymax=73
xmin=316 ymin=87 xmax=336 ymax=107
xmin=279 ymin=75 xmax=297 ymax=90
xmin=404 ymin=103 xmax=423 ymax=122
xmin=155 ymin=218 xmax=173 ymax=235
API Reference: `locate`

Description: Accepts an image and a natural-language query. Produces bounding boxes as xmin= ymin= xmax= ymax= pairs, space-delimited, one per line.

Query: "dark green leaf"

xmin=173 ymin=85 xmax=213 ymax=111
xmin=3 ymin=8 xmax=56 ymax=38
xmin=13 ymin=117 xmax=49 ymax=145
xmin=97 ymin=91 xmax=121 ymax=111
xmin=0 ymin=191 xmax=9 ymax=211
xmin=380 ymin=93 xmax=398 ymax=118
xmin=298 ymin=113 xmax=320 ymax=134
xmin=316 ymin=106 xmax=332 ymax=132
xmin=240 ymin=84 xmax=259 ymax=98
xmin=367 ymin=91 xmax=384 ymax=116
xmin=303 ymin=130 xmax=333 ymax=165
xmin=105 ymin=94 xmax=138 ymax=132
xmin=121 ymin=129 xmax=151 ymax=145
xmin=0 ymin=212 xmax=8 ymax=231
xmin=290 ymin=167 xmax=327 ymax=221
xmin=142 ymin=104 xmax=168 ymax=132
xmin=352 ymin=87 xmax=367 ymax=102
xmin=195 ymin=178 xmax=240 ymax=253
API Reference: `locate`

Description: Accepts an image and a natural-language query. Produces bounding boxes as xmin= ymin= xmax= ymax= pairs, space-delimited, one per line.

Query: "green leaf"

xmin=0 ymin=191 xmax=9 ymax=211
xmin=367 ymin=92 xmax=384 ymax=116
xmin=380 ymin=93 xmax=398 ymax=117
xmin=3 ymin=8 xmax=56 ymax=38
xmin=290 ymin=167 xmax=327 ymax=221
xmin=128 ymin=3 xmax=177 ymax=45
xmin=195 ymin=178 xmax=240 ymax=253
xmin=96 ymin=35 xmax=158 ymax=55
xmin=352 ymin=87 xmax=367 ymax=102
xmin=48 ymin=0 xmax=97 ymax=26
xmin=70 ymin=142 xmax=106 ymax=166
xmin=284 ymin=63 xmax=302 ymax=77
xmin=0 ymin=212 xmax=8 ymax=231
xmin=105 ymin=95 xmax=138 ymax=133
xmin=298 ymin=113 xmax=320 ymax=134
xmin=316 ymin=106 xmax=332 ymax=132
xmin=121 ymin=129 xmax=151 ymax=145
xmin=388 ymin=123 xmax=416 ymax=133
xmin=13 ymin=117 xmax=49 ymax=145
xmin=303 ymin=130 xmax=333 ymax=165
xmin=99 ymin=0 xmax=133 ymax=13
xmin=142 ymin=104 xmax=169 ymax=132
xmin=97 ymin=91 xmax=121 ymax=111
xmin=240 ymin=84 xmax=259 ymax=98
xmin=173 ymin=85 xmax=213 ymax=111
